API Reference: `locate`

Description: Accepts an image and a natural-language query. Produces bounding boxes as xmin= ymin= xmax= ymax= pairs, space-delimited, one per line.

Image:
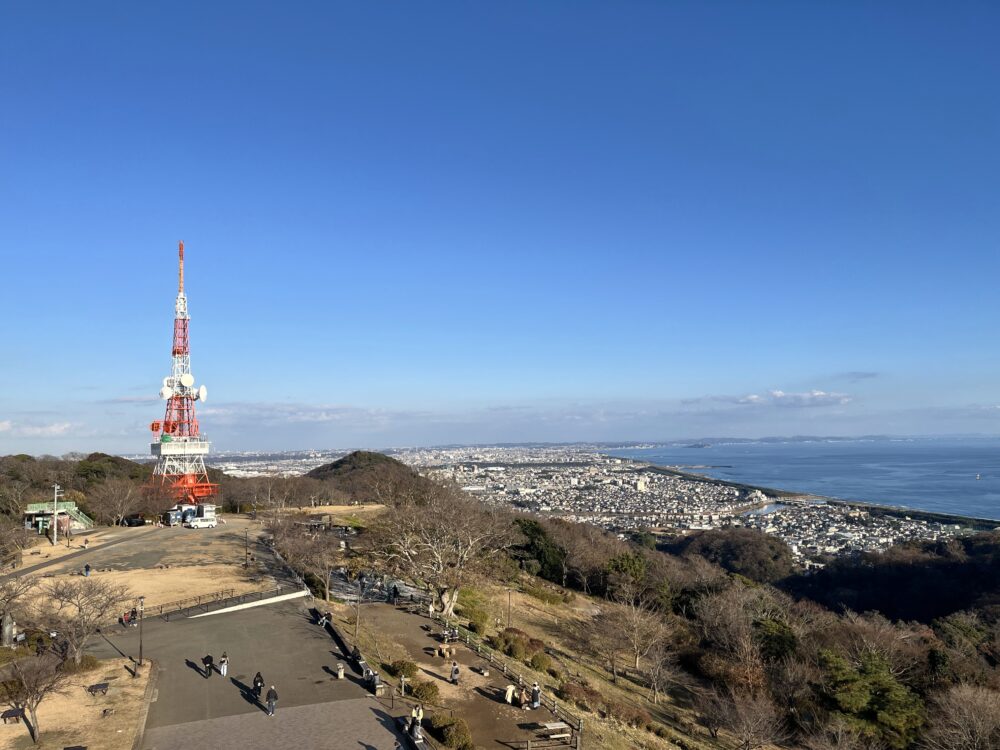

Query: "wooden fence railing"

xmin=430 ymin=611 xmax=583 ymax=748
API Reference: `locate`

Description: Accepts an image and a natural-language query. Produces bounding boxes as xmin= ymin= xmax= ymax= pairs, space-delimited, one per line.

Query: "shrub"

xmin=524 ymin=585 xmax=563 ymax=606
xmin=529 ymin=652 xmax=552 ymax=673
xmin=614 ymin=703 xmax=652 ymax=728
xmin=427 ymin=714 xmax=475 ymax=750
xmin=410 ymin=680 xmax=440 ymax=703
xmin=61 ymin=654 xmax=100 ymax=674
xmin=490 ymin=627 xmax=544 ymax=663
xmin=386 ymin=660 xmax=418 ymax=679
xmin=467 ymin=616 xmax=489 ymax=635
xmin=556 ymin=682 xmax=602 ymax=711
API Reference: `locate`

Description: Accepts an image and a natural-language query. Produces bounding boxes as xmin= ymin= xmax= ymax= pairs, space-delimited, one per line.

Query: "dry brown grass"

xmin=36 ymin=565 xmax=270 ymax=610
xmin=0 ymin=659 xmax=149 ymax=750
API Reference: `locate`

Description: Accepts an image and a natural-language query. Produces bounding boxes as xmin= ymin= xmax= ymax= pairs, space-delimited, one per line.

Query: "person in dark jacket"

xmin=202 ymin=654 xmax=214 ymax=678
xmin=266 ymin=685 xmax=278 ymax=716
xmin=252 ymin=672 xmax=265 ymax=700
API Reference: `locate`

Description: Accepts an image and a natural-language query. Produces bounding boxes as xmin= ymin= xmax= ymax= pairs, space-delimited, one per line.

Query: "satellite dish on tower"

xmin=198 ymin=385 xmax=207 ymax=403
xmin=180 ymin=373 xmax=195 ymax=387
xmin=162 ymin=377 xmax=172 ymax=387
xmin=159 ymin=386 xmax=174 ymax=400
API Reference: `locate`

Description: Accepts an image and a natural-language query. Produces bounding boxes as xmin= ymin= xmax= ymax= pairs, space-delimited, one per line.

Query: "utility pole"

xmin=51 ymin=484 xmax=63 ymax=546
xmin=244 ymin=529 xmax=249 ymax=567
xmin=507 ymin=588 xmax=512 ymax=629
xmin=137 ymin=595 xmax=145 ymax=668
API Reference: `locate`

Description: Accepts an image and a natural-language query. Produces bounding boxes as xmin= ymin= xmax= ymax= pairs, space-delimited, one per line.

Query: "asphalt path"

xmin=91 ymin=598 xmax=406 ymax=749
xmin=4 ymin=527 xmax=160 ymax=579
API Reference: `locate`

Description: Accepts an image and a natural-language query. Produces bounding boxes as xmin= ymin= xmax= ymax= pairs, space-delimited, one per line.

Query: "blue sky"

xmin=2 ymin=2 xmax=999 ymax=454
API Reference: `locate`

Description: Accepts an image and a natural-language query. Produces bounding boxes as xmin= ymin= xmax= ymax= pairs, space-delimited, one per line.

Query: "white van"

xmin=185 ymin=517 xmax=217 ymax=529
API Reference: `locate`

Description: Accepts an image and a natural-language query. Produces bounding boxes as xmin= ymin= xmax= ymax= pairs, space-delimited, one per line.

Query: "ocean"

xmin=608 ymin=438 xmax=1000 ymax=521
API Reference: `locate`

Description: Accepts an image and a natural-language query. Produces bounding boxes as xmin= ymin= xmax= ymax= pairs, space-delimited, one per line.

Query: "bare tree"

xmin=0 ymin=480 xmax=31 ymax=517
xmin=693 ymin=686 xmax=726 ymax=739
xmin=0 ymin=656 xmax=70 ymax=743
xmin=0 ymin=516 xmax=32 ymax=566
xmin=274 ymin=521 xmax=343 ymax=602
xmin=611 ymin=577 xmax=668 ymax=670
xmin=44 ymin=579 xmax=133 ymax=665
xmin=368 ymin=487 xmax=515 ymax=616
xmin=693 ymin=585 xmax=769 ymax=691
xmin=717 ymin=688 xmax=787 ymax=750
xmin=839 ymin=610 xmax=929 ymax=681
xmin=803 ymin=717 xmax=872 ymax=750
xmin=573 ymin=606 xmax=629 ymax=683
xmin=921 ymin=683 xmax=1000 ymax=750
xmin=0 ymin=576 xmax=37 ymax=646
xmin=88 ymin=478 xmax=142 ymax=526
xmin=646 ymin=640 xmax=690 ymax=705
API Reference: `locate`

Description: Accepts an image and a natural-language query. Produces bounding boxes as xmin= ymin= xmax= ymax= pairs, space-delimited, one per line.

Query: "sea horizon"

xmin=609 ymin=436 xmax=1000 ymax=522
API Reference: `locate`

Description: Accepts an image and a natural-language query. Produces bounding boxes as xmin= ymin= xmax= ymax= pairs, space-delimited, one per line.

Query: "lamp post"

xmin=51 ymin=484 xmax=63 ymax=546
xmin=244 ymin=529 xmax=249 ymax=568
xmin=138 ymin=596 xmax=145 ymax=668
xmin=507 ymin=588 xmax=512 ymax=629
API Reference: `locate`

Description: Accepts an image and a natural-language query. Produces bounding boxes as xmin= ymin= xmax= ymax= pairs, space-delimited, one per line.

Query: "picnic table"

xmin=1 ymin=708 xmax=23 ymax=724
xmin=540 ymin=722 xmax=570 ymax=731
xmin=539 ymin=721 xmax=571 ymax=740
xmin=86 ymin=682 xmax=109 ymax=696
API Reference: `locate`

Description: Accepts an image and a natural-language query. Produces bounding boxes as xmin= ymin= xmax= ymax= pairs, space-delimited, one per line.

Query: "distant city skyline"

xmin=3 ymin=3 xmax=999 ymax=454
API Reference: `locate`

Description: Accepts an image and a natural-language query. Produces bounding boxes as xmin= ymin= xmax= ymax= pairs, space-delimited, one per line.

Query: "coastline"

xmin=618 ymin=457 xmax=1000 ymax=530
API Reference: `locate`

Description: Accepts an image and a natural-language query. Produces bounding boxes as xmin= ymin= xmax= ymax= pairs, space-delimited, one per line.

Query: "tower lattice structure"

xmin=148 ymin=242 xmax=218 ymax=503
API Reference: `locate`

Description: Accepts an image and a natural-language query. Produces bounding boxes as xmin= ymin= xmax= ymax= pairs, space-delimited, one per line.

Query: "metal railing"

xmin=152 ymin=584 xmax=292 ymax=620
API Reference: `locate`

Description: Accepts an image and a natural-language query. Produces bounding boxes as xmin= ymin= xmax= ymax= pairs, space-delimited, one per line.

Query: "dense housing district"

xmin=396 ymin=446 xmax=981 ymax=565
xmin=204 ymin=444 xmax=988 ymax=566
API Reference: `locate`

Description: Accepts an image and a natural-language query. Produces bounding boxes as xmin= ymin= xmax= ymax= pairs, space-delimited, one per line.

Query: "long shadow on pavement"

xmin=184 ymin=658 xmax=206 ymax=678
xmin=231 ymin=678 xmax=268 ymax=714
xmin=367 ymin=705 xmax=406 ymax=743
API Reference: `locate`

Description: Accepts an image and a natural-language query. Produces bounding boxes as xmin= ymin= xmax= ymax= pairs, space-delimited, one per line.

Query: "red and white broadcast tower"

xmin=148 ymin=242 xmax=218 ymax=503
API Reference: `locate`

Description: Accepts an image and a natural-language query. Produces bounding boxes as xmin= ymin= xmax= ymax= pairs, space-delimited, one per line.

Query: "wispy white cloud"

xmin=101 ymin=396 xmax=160 ymax=405
xmin=768 ymin=390 xmax=852 ymax=407
xmin=0 ymin=421 xmax=77 ymax=438
xmin=838 ymin=371 xmax=879 ymax=381
xmin=683 ymin=389 xmax=852 ymax=409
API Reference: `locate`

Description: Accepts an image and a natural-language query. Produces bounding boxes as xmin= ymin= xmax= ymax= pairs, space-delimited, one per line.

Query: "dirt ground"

xmin=38 ymin=564 xmax=269 ymax=610
xmin=20 ymin=528 xmax=116 ymax=565
xmin=342 ymin=602 xmax=546 ymax=750
xmin=0 ymin=659 xmax=150 ymax=750
xmin=20 ymin=518 xmax=279 ymax=614
xmin=273 ymin=504 xmax=385 ymax=516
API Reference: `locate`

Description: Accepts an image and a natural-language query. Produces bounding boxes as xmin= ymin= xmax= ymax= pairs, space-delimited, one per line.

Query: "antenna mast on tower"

xmin=148 ymin=242 xmax=217 ymax=503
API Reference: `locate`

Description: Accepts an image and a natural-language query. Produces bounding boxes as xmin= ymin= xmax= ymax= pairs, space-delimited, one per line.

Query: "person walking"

xmin=518 ymin=685 xmax=529 ymax=709
xmin=530 ymin=681 xmax=541 ymax=709
xmin=202 ymin=654 xmax=214 ymax=678
xmin=450 ymin=660 xmax=460 ymax=685
xmin=265 ymin=685 xmax=278 ymax=716
xmin=219 ymin=652 xmax=229 ymax=677
xmin=504 ymin=684 xmax=516 ymax=704
xmin=252 ymin=672 xmax=265 ymax=700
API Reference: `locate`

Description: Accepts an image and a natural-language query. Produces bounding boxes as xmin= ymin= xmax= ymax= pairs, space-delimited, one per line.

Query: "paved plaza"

xmin=91 ymin=598 xmax=406 ymax=749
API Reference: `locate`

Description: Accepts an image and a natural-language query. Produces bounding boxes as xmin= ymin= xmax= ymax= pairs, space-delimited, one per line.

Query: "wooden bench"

xmin=86 ymin=682 xmax=109 ymax=696
xmin=546 ymin=733 xmax=571 ymax=740
xmin=1 ymin=708 xmax=23 ymax=724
